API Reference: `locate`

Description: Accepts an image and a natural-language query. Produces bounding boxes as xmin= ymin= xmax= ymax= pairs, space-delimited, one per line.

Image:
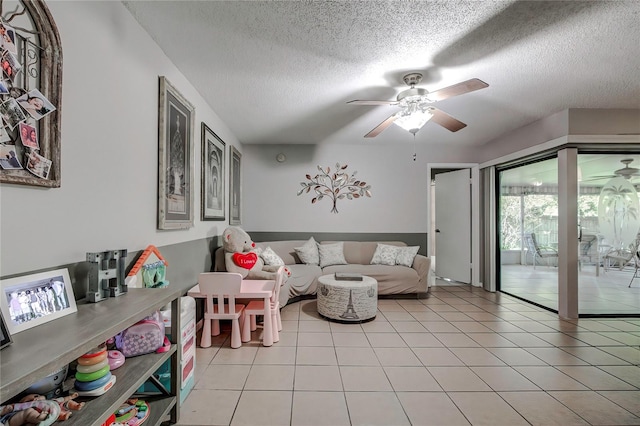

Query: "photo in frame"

xmin=158 ymin=76 xmax=195 ymax=230
xmin=229 ymin=145 xmax=242 ymax=225
xmin=0 ymin=268 xmax=77 ymax=335
xmin=201 ymin=122 xmax=225 ymax=220
xmin=0 ymin=311 xmax=12 ymax=349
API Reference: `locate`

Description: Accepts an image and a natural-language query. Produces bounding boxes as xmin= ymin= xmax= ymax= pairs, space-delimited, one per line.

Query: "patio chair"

xmin=524 ymin=232 xmax=558 ymax=269
xmin=578 ymin=233 xmax=598 ymax=272
xmin=603 ymin=236 xmax=640 ymax=274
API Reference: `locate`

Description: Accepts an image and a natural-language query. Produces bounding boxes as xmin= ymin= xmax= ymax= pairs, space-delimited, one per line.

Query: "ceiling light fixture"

xmin=393 ymin=105 xmax=434 ymax=135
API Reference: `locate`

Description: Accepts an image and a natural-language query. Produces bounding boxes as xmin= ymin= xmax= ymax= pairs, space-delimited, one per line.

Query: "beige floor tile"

xmin=195 ymin=347 xmax=219 ymax=366
xmin=524 ymin=347 xmax=589 ymax=366
xmin=384 ymin=366 xmax=442 ymax=391
xmin=499 ymin=332 xmax=554 ymax=347
xmin=297 ymin=331 xmax=334 ymax=347
xmin=211 ymin=346 xmax=258 ymax=364
xmin=412 ymin=347 xmax=465 ymax=366
xmin=361 ymin=321 xmax=396 ymax=333
xmin=373 ymin=347 xmax=422 ymax=366
xmin=550 ymin=390 xmax=640 ymax=425
xmin=464 ymin=312 xmax=502 ymax=321
xmin=340 ymin=366 xmax=393 ymax=391
xmin=244 ymin=365 xmax=295 ymax=390
xmin=230 ymin=390 xmax=292 ymax=426
xmin=438 ymin=312 xmax=475 ymax=321
xmin=410 ymin=311 xmax=446 ymax=321
xmin=344 ymin=391 xmax=410 ymax=426
xmin=598 ymin=346 xmax=640 ymax=365
xmin=399 ymin=332 xmax=444 ymax=347
xmin=427 ymin=366 xmax=491 ymax=391
xmin=561 ymin=346 xmax=632 ymax=365
xmin=468 ymin=332 xmax=518 ymax=347
xmin=273 ymin=331 xmax=298 ymax=347
xmin=280 ymin=320 xmax=299 ymax=331
xmin=329 ymin=321 xmax=363 ymax=333
xmin=381 ymin=310 xmax=415 ymax=321
xmin=294 ymin=365 xmax=343 ymax=391
xmin=513 ymin=366 xmax=588 ymax=390
xmin=335 ymin=346 xmax=380 ymax=366
xmin=366 ymin=332 xmax=408 ymax=347
xmin=447 ymin=391 xmax=530 ymax=426
xmin=291 ymin=391 xmax=350 ymax=426
xmin=253 ymin=346 xmax=297 ymax=364
xmin=479 ymin=321 xmax=525 ymax=333
xmin=280 ymin=307 xmax=300 ymax=320
xmin=433 ymin=333 xmax=481 ymax=347
xmin=531 ymin=332 xmax=590 ymax=346
xmin=428 ymin=304 xmax=460 ymax=312
xmin=498 ymin=391 xmax=588 ymax=425
xmin=195 ymin=364 xmax=250 ymax=390
xmin=298 ymin=320 xmax=330 ymax=332
xmin=555 ymin=366 xmax=637 ymax=390
xmin=450 ymin=321 xmax=494 ymax=333
xmin=599 ymin=390 xmax=640 ymax=417
xmin=331 ymin=331 xmax=370 ymax=347
xmin=397 ymin=392 xmax=470 ymax=425
xmin=422 ymin=321 xmax=461 ymax=332
xmin=390 ymin=320 xmax=427 ymax=332
xmin=565 ymin=331 xmax=630 ymax=346
xmin=296 ymin=346 xmax=337 ymax=365
xmin=176 ymin=389 xmax=241 ymax=425
xmin=449 ymin=347 xmax=507 ymax=366
xmin=486 ymin=347 xmax=548 ymax=365
xmin=599 ymin=365 xmax=640 ymax=388
xmin=508 ymin=321 xmax=557 ymax=332
xmin=470 ymin=366 xmax=539 ymax=391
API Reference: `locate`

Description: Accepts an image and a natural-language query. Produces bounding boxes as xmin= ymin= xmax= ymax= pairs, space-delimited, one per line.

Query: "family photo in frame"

xmin=157 ymin=76 xmax=195 ymax=230
xmin=0 ymin=268 xmax=77 ymax=335
xmin=201 ymin=122 xmax=225 ymax=220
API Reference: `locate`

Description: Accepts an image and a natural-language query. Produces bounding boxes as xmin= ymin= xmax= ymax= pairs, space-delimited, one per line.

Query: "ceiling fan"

xmin=584 ymin=158 xmax=640 ymax=182
xmin=347 ymin=73 xmax=488 ymax=138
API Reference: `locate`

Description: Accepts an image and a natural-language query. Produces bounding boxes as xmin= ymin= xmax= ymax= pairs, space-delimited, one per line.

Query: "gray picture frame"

xmin=201 ymin=122 xmax=225 ymax=221
xmin=158 ymin=76 xmax=195 ymax=230
xmin=229 ymin=145 xmax=242 ymax=225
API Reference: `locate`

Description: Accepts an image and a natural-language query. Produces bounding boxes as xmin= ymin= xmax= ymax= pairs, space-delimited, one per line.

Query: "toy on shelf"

xmin=16 ymin=393 xmax=85 ymax=422
xmin=113 ymin=398 xmax=150 ymax=426
xmin=126 ymin=245 xmax=169 ymax=289
xmin=0 ymin=398 xmax=59 ymax=426
xmin=107 ymin=350 xmax=125 ymax=370
xmin=72 ymin=344 xmax=116 ymax=397
xmin=86 ymin=249 xmax=128 ymax=302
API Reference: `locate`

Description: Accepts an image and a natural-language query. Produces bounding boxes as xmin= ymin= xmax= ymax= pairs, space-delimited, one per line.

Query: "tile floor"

xmin=176 ymin=283 xmax=640 ymax=426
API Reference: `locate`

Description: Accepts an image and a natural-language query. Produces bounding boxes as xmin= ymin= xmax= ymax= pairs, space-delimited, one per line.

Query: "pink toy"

xmin=108 ymin=350 xmax=125 ymax=370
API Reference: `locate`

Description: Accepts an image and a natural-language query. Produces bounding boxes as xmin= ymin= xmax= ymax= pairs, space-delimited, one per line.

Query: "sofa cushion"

xmin=318 ymin=242 xmax=348 ymax=268
xmin=321 ymin=264 xmax=420 ymax=295
xmin=371 ymin=243 xmax=402 ymax=265
xmin=294 ymin=237 xmax=320 ymax=265
xmin=396 ymin=246 xmax=420 ymax=267
xmin=321 ymin=241 xmax=407 ymax=265
xmin=254 ymin=241 xmax=308 ymax=265
xmin=260 ymin=246 xmax=285 ymax=266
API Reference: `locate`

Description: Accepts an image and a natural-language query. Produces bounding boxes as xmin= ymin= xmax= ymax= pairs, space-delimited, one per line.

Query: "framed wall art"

xmin=229 ymin=145 xmax=242 ymax=225
xmin=0 ymin=268 xmax=77 ymax=335
xmin=0 ymin=311 xmax=12 ymax=349
xmin=158 ymin=76 xmax=195 ymax=230
xmin=201 ymin=123 xmax=225 ymax=220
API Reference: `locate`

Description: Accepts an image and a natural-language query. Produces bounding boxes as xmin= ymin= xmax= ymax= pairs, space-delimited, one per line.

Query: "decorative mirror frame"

xmin=0 ymin=0 xmax=63 ymax=188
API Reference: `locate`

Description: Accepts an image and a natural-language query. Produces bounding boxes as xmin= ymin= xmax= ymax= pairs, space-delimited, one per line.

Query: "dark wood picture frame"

xmin=201 ymin=123 xmax=225 ymax=220
xmin=157 ymin=76 xmax=195 ymax=230
xmin=0 ymin=311 xmax=12 ymax=350
xmin=229 ymin=145 xmax=242 ymax=225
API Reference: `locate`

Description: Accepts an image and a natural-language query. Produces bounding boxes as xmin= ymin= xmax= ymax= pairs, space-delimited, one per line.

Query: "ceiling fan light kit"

xmin=348 ymin=73 xmax=489 ymax=138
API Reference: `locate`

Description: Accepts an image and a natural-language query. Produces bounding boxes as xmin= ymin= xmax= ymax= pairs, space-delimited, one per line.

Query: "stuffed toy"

xmin=223 ymin=226 xmax=279 ymax=280
xmin=0 ymin=398 xmax=59 ymax=426
xmin=223 ymin=226 xmax=285 ymax=280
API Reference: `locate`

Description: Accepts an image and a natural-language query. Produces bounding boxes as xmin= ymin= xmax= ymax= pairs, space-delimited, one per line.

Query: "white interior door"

xmin=435 ymin=169 xmax=471 ymax=284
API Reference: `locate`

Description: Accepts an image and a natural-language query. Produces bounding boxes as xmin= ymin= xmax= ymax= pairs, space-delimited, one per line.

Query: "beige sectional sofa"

xmin=214 ymin=240 xmax=431 ymax=307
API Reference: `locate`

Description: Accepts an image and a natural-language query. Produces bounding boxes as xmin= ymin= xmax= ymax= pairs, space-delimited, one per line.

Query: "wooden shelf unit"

xmin=0 ymin=284 xmax=192 ymax=425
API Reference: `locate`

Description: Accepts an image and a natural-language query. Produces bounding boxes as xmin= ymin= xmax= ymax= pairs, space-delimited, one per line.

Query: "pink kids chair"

xmin=198 ymin=272 xmax=246 ymax=349
xmin=242 ymin=266 xmax=285 ymax=344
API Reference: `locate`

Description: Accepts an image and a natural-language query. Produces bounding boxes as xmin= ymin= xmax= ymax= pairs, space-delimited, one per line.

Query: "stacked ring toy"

xmin=74 ymin=344 xmax=116 ymax=396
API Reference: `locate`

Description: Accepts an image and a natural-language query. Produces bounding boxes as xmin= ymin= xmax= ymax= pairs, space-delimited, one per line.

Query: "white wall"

xmin=242 ymin=142 xmax=478 ymax=232
xmin=0 ymin=1 xmax=238 ymax=276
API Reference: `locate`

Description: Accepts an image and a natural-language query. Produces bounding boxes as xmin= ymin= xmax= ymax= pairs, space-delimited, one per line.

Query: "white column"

xmin=558 ymin=148 xmax=579 ymax=319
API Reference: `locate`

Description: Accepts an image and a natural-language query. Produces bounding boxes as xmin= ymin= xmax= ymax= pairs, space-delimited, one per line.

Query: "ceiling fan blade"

xmin=347 ymin=100 xmax=399 ymax=106
xmin=430 ymin=108 xmax=467 ymax=132
xmin=581 ymin=175 xmax=616 ymax=182
xmin=364 ymin=114 xmax=397 ymax=138
xmin=428 ymin=78 xmax=489 ymax=102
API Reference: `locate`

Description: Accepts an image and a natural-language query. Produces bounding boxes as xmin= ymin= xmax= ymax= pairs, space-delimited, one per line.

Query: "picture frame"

xmin=158 ymin=76 xmax=195 ymax=230
xmin=0 ymin=268 xmax=77 ymax=335
xmin=229 ymin=145 xmax=242 ymax=225
xmin=201 ymin=123 xmax=225 ymax=220
xmin=0 ymin=311 xmax=12 ymax=349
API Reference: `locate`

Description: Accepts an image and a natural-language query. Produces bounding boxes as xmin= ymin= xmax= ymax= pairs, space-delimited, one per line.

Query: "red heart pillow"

xmin=233 ymin=252 xmax=257 ymax=270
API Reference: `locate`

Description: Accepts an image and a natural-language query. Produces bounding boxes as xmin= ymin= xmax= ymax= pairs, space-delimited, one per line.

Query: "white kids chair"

xmin=198 ymin=272 xmax=246 ymax=349
xmin=242 ymin=266 xmax=285 ymax=344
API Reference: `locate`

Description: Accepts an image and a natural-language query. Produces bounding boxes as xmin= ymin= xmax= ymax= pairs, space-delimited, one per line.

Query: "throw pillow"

xmin=396 ymin=246 xmax=420 ymax=267
xmin=370 ymin=243 xmax=401 ymax=266
xmin=294 ymin=237 xmax=320 ymax=265
xmin=260 ymin=246 xmax=285 ymax=266
xmin=318 ymin=242 xmax=348 ymax=268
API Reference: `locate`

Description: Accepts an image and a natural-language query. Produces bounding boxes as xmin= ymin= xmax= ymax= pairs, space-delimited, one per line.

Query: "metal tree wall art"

xmin=297 ymin=163 xmax=371 ymax=213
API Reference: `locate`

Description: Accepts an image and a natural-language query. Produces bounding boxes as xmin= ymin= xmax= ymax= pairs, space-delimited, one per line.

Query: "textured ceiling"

xmin=123 ymin=1 xmax=640 ymax=147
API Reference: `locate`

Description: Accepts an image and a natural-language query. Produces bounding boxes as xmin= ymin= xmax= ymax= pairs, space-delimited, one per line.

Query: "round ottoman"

xmin=316 ymin=274 xmax=378 ymax=323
